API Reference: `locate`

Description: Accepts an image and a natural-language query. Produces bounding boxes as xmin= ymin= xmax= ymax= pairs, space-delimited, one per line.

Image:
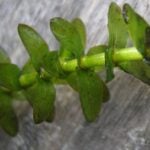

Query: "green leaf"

xmin=0 ymin=64 xmax=21 ymax=91
xmin=24 ymin=77 xmax=56 ymax=123
xmin=0 ymin=47 xmax=10 ymax=63
xmin=119 ymin=60 xmax=150 ymax=85
xmin=106 ymin=2 xmax=128 ymax=81
xmin=42 ymin=51 xmax=65 ymax=78
xmin=50 ymin=18 xmax=84 ymax=60
xmin=76 ymin=69 xmax=108 ymax=122
xmin=123 ymin=3 xmax=149 ymax=56
xmin=0 ymin=90 xmax=18 ymax=136
xmin=67 ymin=72 xmax=78 ymax=91
xmin=18 ymin=24 xmax=49 ymax=71
xmin=71 ymin=18 xmax=86 ymax=49
xmin=67 ymin=70 xmax=109 ymax=103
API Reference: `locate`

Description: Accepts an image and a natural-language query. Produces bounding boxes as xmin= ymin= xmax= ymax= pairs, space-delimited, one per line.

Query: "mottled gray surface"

xmin=0 ymin=0 xmax=150 ymax=150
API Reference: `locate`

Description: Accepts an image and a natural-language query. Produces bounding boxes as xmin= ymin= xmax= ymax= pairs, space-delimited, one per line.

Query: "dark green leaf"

xmin=0 ymin=90 xmax=18 ymax=136
xmin=50 ymin=18 xmax=84 ymax=60
xmin=76 ymin=69 xmax=108 ymax=122
xmin=108 ymin=3 xmax=128 ymax=48
xmin=119 ymin=60 xmax=150 ymax=84
xmin=0 ymin=47 xmax=10 ymax=63
xmin=18 ymin=24 xmax=49 ymax=71
xmin=24 ymin=77 xmax=56 ymax=123
xmin=123 ymin=3 xmax=149 ymax=56
xmin=71 ymin=18 xmax=86 ymax=49
xmin=0 ymin=64 xmax=21 ymax=91
xmin=67 ymin=71 xmax=109 ymax=103
xmin=106 ymin=2 xmax=128 ymax=81
xmin=67 ymin=72 xmax=78 ymax=91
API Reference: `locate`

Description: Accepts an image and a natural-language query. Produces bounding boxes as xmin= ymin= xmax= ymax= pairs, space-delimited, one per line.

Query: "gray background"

xmin=0 ymin=0 xmax=150 ymax=150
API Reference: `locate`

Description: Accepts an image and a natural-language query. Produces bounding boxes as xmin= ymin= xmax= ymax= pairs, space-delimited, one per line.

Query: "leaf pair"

xmin=0 ymin=48 xmax=20 ymax=135
xmin=117 ymin=4 xmax=150 ymax=84
xmin=106 ymin=2 xmax=150 ymax=86
xmin=50 ymin=17 xmax=110 ymax=121
xmin=18 ymin=24 xmax=56 ymax=123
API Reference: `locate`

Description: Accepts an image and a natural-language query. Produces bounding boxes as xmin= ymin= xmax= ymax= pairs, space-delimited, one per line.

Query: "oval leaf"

xmin=18 ymin=24 xmax=49 ymax=71
xmin=0 ymin=64 xmax=21 ymax=91
xmin=0 ymin=90 xmax=18 ymax=136
xmin=119 ymin=60 xmax=150 ymax=85
xmin=24 ymin=77 xmax=56 ymax=123
xmin=123 ymin=3 xmax=149 ymax=56
xmin=19 ymin=60 xmax=38 ymax=87
xmin=67 ymin=70 xmax=109 ymax=103
xmin=50 ymin=17 xmax=84 ymax=60
xmin=71 ymin=18 xmax=86 ymax=49
xmin=76 ymin=69 xmax=109 ymax=122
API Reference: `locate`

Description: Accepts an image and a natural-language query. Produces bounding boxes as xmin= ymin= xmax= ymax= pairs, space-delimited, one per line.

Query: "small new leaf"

xmin=0 ymin=90 xmax=18 ymax=136
xmin=24 ymin=77 xmax=56 ymax=123
xmin=18 ymin=24 xmax=49 ymax=71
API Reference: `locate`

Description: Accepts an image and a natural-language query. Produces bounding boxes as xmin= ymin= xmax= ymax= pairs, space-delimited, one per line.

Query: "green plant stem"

xmin=19 ymin=47 xmax=143 ymax=87
xmin=61 ymin=47 xmax=143 ymax=71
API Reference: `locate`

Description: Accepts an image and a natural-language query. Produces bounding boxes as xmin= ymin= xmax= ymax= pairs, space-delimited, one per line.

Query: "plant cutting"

xmin=0 ymin=2 xmax=149 ymax=136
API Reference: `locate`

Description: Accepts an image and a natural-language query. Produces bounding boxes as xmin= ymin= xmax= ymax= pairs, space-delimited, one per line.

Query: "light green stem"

xmin=19 ymin=47 xmax=143 ymax=87
xmin=61 ymin=47 xmax=143 ymax=71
